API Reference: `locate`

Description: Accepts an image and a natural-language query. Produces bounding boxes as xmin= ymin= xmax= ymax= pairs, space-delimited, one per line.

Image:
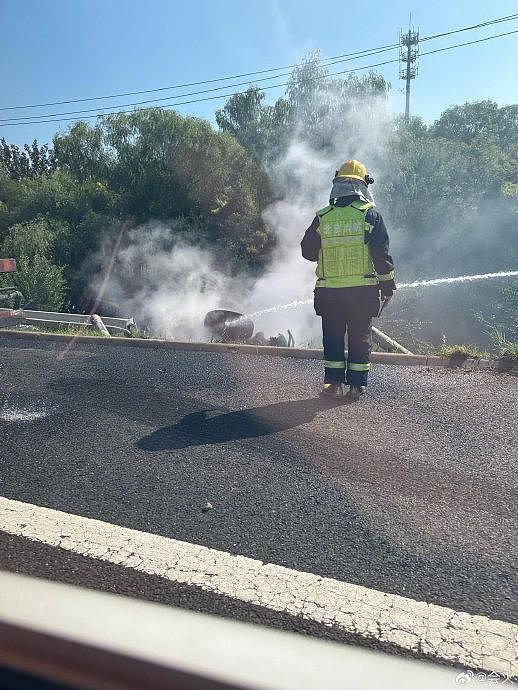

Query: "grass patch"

xmin=495 ymin=341 xmax=518 ymax=366
xmin=39 ymin=325 xmax=108 ymax=337
xmin=436 ymin=340 xmax=518 ymax=370
xmin=1 ymin=323 xmax=148 ymax=339
xmin=128 ymin=327 xmax=151 ymax=339
xmin=1 ymin=325 xmax=108 ymax=337
xmin=436 ymin=343 xmax=489 ymax=362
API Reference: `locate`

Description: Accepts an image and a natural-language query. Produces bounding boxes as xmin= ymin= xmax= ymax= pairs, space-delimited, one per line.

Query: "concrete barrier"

xmin=0 ymin=328 xmax=508 ymax=372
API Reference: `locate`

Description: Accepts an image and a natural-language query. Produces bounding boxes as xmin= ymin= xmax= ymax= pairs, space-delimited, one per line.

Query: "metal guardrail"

xmin=0 ymin=260 xmax=136 ymax=336
xmin=23 ymin=310 xmax=135 ymax=334
xmin=0 ymin=572 xmax=472 ymax=690
xmin=0 ymin=309 xmax=135 ymax=335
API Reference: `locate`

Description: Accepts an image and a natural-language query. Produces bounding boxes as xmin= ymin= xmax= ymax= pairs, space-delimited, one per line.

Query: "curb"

xmin=1 ymin=329 xmax=511 ymax=372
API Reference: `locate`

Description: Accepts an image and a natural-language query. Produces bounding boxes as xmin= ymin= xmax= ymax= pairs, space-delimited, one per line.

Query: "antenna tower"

xmin=400 ymin=20 xmax=419 ymax=122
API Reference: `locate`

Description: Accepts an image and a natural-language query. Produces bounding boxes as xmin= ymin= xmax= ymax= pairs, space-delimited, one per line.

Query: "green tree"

xmin=217 ymin=55 xmax=390 ymax=160
xmin=10 ymin=254 xmax=66 ymax=310
xmin=1 ymin=219 xmax=65 ymax=309
xmin=432 ymin=100 xmax=501 ymax=143
xmin=0 ymin=138 xmax=55 ymax=180
xmin=432 ymin=100 xmax=518 ymax=160
xmin=53 ymin=122 xmax=108 ymax=181
xmin=286 ymin=59 xmax=389 ymax=152
xmin=53 ymin=109 xmax=274 ymax=268
xmin=216 ymin=87 xmax=292 ymax=163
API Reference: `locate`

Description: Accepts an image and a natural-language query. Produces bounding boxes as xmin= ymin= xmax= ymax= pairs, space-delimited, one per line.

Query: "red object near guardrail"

xmin=0 ymin=258 xmax=17 ymax=273
xmin=0 ymin=308 xmax=24 ymax=327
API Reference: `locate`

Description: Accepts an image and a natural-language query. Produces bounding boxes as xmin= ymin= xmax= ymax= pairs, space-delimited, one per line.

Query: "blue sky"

xmin=1 ymin=0 xmax=517 ymax=148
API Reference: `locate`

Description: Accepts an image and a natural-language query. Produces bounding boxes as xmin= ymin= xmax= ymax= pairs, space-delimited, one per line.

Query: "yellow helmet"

xmin=336 ymin=159 xmax=367 ymax=182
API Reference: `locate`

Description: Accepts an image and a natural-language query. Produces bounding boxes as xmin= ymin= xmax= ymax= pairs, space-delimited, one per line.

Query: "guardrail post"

xmin=90 ymin=314 xmax=111 ymax=337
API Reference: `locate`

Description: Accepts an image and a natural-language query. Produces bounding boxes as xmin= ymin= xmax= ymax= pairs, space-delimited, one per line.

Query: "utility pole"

xmin=400 ymin=20 xmax=419 ymax=123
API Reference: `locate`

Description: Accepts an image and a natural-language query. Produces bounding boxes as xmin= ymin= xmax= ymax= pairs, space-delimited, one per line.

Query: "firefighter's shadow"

xmin=137 ymin=397 xmax=349 ymax=451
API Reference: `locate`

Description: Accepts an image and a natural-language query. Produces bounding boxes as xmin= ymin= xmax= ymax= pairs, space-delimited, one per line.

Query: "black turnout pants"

xmin=315 ymin=287 xmax=378 ymax=387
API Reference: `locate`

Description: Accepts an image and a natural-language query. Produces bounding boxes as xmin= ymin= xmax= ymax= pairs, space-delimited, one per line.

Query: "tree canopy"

xmin=1 ymin=109 xmax=274 ymax=309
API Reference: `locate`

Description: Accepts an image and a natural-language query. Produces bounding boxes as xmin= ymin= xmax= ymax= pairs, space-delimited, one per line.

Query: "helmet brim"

xmin=335 ymin=173 xmax=365 ymax=182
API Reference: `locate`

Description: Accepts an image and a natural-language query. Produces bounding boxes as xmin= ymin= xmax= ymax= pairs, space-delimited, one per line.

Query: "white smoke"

xmin=100 ymin=85 xmax=393 ymax=345
xmin=242 ymin=89 xmax=393 ymax=345
xmin=102 ymin=222 xmax=243 ymax=341
xmin=242 ymin=141 xmax=332 ymax=345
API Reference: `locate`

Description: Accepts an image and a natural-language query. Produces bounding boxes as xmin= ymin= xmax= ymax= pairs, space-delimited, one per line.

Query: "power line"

xmin=3 ymin=30 xmax=517 ymax=127
xmin=0 ymin=12 xmax=517 ymax=113
xmin=420 ymin=13 xmax=518 ymax=42
xmin=0 ymin=45 xmax=402 ymax=123
xmin=1 ymin=55 xmax=401 ymax=125
xmin=1 ymin=28 xmax=517 ymax=127
xmin=0 ymin=45 xmax=402 ymax=113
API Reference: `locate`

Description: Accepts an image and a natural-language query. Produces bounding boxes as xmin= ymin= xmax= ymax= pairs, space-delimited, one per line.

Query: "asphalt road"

xmin=0 ymin=336 xmax=516 ymax=637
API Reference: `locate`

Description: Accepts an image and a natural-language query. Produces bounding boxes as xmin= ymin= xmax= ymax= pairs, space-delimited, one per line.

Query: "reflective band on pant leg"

xmin=347 ymin=362 xmax=371 ymax=371
xmin=325 ymin=360 xmax=346 ymax=368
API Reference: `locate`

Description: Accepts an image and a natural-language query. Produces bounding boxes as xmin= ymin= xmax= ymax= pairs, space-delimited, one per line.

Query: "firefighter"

xmin=301 ymin=160 xmax=396 ymax=401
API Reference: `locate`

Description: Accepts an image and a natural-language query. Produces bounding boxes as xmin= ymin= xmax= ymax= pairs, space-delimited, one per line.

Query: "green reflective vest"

xmin=315 ymin=200 xmax=379 ymax=289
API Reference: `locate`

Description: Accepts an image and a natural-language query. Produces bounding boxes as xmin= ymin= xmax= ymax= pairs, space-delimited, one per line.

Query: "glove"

xmin=379 ymin=279 xmax=395 ymax=300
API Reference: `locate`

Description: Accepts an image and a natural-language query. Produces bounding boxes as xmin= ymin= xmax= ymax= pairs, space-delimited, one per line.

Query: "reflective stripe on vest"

xmin=315 ymin=201 xmax=378 ymax=289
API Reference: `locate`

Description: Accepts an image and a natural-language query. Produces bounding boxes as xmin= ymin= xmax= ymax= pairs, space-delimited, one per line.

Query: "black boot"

xmin=345 ymin=385 xmax=366 ymax=401
xmin=319 ymin=383 xmax=344 ymax=399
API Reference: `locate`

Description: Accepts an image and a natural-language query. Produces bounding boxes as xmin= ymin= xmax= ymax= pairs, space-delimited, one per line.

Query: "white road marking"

xmin=0 ymin=496 xmax=516 ymax=677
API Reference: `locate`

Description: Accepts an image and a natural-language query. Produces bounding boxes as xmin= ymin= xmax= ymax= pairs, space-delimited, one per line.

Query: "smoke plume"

xmin=244 ymin=92 xmax=392 ymax=344
xmin=101 ymin=222 xmax=243 ymax=341
xmin=100 ymin=87 xmax=393 ymax=346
